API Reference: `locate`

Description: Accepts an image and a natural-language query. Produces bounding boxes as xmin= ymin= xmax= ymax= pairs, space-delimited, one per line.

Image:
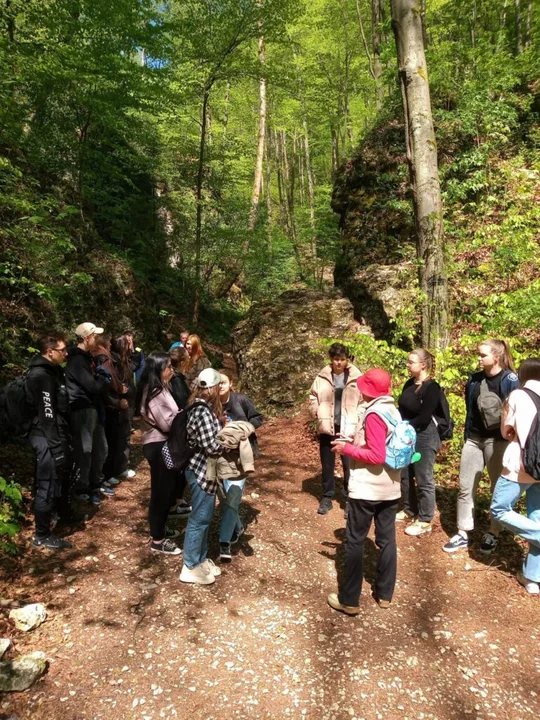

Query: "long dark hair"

xmin=135 ymin=352 xmax=171 ymax=418
xmin=112 ymin=335 xmax=132 ymax=385
xmin=518 ymin=358 xmax=540 ymax=385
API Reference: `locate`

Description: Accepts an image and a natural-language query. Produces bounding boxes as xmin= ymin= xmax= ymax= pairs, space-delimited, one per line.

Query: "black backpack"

xmin=0 ymin=372 xmax=35 ymax=438
xmin=521 ymin=388 xmax=540 ymax=480
xmin=161 ymin=409 xmax=194 ymax=471
xmin=432 ymin=386 xmax=454 ymax=441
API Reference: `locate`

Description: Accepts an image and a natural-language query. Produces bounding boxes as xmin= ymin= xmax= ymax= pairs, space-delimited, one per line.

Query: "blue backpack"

xmin=369 ymin=409 xmax=417 ymax=470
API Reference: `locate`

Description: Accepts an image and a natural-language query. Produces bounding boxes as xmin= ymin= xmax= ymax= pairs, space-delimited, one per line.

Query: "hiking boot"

xmin=32 ymin=535 xmax=73 ymax=550
xmin=442 ymin=533 xmax=470 ymax=553
xmin=372 ymin=593 xmax=391 ymax=609
xmin=201 ymin=558 xmax=221 ymax=577
xmin=179 ymin=563 xmax=215 ymax=585
xmin=327 ymin=593 xmax=359 ymax=616
xmin=479 ymin=532 xmax=498 ymax=555
xmin=168 ymin=501 xmax=192 ymax=518
xmin=220 ymin=543 xmax=232 ymax=562
xmin=396 ymin=510 xmax=415 ymax=522
xmin=517 ymin=571 xmax=540 ymax=595
xmin=230 ymin=527 xmax=244 ymax=544
xmin=164 ymin=526 xmax=180 ymax=539
xmin=150 ymin=538 xmax=182 ymax=555
xmin=405 ymin=520 xmax=432 ymax=536
xmin=317 ymin=498 xmax=333 ymax=515
xmin=116 ymin=469 xmax=136 ymax=480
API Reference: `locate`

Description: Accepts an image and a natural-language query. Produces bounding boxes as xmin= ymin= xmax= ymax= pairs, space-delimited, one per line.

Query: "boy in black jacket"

xmin=27 ymin=333 xmax=72 ymax=549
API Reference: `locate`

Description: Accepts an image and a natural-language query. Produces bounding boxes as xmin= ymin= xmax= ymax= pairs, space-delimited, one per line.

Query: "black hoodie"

xmin=65 ymin=346 xmax=107 ymax=411
xmin=27 ymin=357 xmax=70 ymax=461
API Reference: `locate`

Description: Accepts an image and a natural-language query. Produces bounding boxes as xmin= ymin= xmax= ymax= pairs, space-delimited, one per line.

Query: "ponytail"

xmin=411 ymin=348 xmax=435 ymax=392
xmin=483 ymin=340 xmax=515 ymax=372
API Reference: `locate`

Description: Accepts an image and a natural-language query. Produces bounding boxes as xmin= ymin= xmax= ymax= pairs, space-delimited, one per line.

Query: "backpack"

xmin=0 ymin=372 xmax=35 ymax=438
xmin=432 ymin=387 xmax=454 ymax=441
xmin=368 ymin=409 xmax=417 ymax=470
xmin=161 ymin=409 xmax=194 ymax=471
xmin=521 ymin=388 xmax=540 ymax=481
xmin=477 ymin=378 xmax=502 ymax=430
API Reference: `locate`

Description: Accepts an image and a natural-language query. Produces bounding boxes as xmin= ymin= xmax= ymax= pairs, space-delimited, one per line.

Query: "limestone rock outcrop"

xmin=232 ymin=289 xmax=367 ymax=409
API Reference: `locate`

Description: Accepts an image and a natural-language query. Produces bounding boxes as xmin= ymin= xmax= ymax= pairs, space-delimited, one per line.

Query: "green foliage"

xmin=0 ymin=476 xmax=24 ymax=555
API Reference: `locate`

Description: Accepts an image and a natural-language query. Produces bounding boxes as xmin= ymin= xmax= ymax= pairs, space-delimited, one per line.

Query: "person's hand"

xmin=331 ymin=440 xmax=346 ymax=455
xmin=120 ymin=399 xmax=129 ymax=410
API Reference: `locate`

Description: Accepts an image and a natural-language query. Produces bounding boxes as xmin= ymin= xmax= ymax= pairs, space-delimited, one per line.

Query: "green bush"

xmin=0 ymin=476 xmax=24 ymax=555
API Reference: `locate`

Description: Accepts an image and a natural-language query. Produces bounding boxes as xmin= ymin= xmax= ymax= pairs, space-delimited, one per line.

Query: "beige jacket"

xmin=206 ymin=421 xmax=256 ymax=481
xmin=348 ymin=396 xmax=401 ymax=502
xmin=309 ymin=364 xmax=363 ymax=436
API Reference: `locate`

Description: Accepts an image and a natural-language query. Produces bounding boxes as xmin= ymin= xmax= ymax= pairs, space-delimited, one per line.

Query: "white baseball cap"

xmin=75 ymin=322 xmax=104 ymax=339
xmin=197 ymin=368 xmax=222 ymax=388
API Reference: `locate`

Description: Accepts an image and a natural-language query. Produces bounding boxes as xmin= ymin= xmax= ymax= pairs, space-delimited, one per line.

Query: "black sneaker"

xmin=150 ymin=538 xmax=182 ymax=555
xmin=32 ymin=535 xmax=73 ymax=550
xmin=479 ymin=532 xmax=498 ymax=555
xmin=230 ymin=527 xmax=245 ymax=545
xmin=168 ymin=502 xmax=192 ymax=518
xmin=317 ymin=498 xmax=333 ymax=515
xmin=220 ymin=542 xmax=232 ymax=562
xmin=164 ymin=526 xmax=180 ymax=539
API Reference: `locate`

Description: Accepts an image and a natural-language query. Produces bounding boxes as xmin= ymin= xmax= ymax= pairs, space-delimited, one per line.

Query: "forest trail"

xmin=1 ymin=411 xmax=539 ymax=720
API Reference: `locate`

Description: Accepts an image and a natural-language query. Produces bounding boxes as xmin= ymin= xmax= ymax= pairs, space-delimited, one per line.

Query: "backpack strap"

xmin=522 ymin=387 xmax=540 ymax=411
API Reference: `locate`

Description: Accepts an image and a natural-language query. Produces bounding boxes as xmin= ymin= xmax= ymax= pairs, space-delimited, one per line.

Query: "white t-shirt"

xmin=501 ymin=379 xmax=540 ymax=484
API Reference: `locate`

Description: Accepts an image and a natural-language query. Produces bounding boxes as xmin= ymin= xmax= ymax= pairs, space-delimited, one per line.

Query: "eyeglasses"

xmin=52 ymin=346 xmax=68 ymax=355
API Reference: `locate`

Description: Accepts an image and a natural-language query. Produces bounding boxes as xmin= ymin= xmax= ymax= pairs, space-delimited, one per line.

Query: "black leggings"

xmin=143 ymin=441 xmax=178 ymax=541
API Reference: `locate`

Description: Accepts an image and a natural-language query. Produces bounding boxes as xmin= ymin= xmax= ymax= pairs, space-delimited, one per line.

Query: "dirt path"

xmin=1 ymin=411 xmax=539 ymax=720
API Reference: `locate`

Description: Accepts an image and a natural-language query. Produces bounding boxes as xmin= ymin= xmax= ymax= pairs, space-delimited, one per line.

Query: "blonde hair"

xmin=411 ymin=348 xmax=435 ymax=374
xmin=481 ymin=340 xmax=515 ymax=372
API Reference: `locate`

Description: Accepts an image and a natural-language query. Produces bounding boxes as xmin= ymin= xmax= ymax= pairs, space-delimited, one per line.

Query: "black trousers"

xmin=319 ymin=427 xmax=351 ymax=498
xmin=103 ymin=409 xmax=131 ymax=480
xmin=29 ymin=435 xmax=65 ymax=539
xmin=339 ymin=497 xmax=398 ymax=606
xmin=144 ymin=441 xmax=178 ymax=540
xmin=170 ymin=471 xmax=187 ymax=507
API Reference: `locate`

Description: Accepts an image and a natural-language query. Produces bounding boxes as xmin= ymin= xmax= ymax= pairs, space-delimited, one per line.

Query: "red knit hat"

xmin=357 ymin=368 xmax=391 ymax=398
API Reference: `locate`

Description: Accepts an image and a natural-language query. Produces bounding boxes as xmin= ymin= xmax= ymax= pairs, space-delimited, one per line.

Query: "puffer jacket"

xmin=309 ymin=363 xmax=363 ymax=436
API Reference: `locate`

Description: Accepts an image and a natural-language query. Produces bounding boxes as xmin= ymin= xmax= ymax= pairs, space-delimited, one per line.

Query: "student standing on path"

xmin=443 ymin=340 xmax=519 ymax=554
xmin=136 ymin=352 xmax=182 ymax=556
xmin=397 ymin=349 xmax=441 ymax=536
xmin=167 ymin=346 xmax=192 ymax=519
xmin=217 ymin=370 xmax=264 ymax=562
xmin=65 ymin=322 xmax=109 ymax=506
xmin=491 ymin=358 xmax=540 ymax=594
xmin=309 ymin=343 xmax=362 ymax=515
xmin=180 ymin=368 xmax=224 ymax=585
xmin=27 ymin=333 xmax=73 ymax=549
xmin=182 ymin=335 xmax=211 ymax=390
xmin=327 ymin=369 xmax=401 ymax=615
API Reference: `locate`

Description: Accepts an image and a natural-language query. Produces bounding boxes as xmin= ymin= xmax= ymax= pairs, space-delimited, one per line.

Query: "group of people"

xmin=309 ymin=340 xmax=540 ymax=615
xmin=16 ymin=326 xmax=540 ymax=601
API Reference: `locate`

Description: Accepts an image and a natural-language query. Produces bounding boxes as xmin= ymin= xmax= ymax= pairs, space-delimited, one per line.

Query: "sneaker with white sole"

xmin=179 ymin=563 xmax=215 ymax=585
xmin=117 ymin=469 xmax=136 ymax=480
xmin=164 ymin=526 xmax=180 ymax=539
xmin=201 ymin=558 xmax=221 ymax=577
xmin=220 ymin=542 xmax=232 ymax=562
xmin=396 ymin=510 xmax=415 ymax=522
xmin=150 ymin=538 xmax=182 ymax=555
xmin=405 ymin=520 xmax=432 ymax=536
xmin=517 ymin=571 xmax=540 ymax=595
xmin=442 ymin=533 xmax=470 ymax=553
xmin=168 ymin=502 xmax=192 ymax=518
xmin=99 ymin=485 xmax=115 ymax=497
xmin=105 ymin=477 xmax=121 ymax=487
xmin=479 ymin=532 xmax=498 ymax=555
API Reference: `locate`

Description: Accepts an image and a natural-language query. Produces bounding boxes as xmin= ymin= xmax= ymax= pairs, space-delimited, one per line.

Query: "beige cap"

xmin=197 ymin=368 xmax=222 ymax=388
xmin=75 ymin=322 xmax=104 ymax=339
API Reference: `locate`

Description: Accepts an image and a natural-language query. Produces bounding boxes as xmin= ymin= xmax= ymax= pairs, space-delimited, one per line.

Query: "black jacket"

xmin=170 ymin=370 xmax=190 ymax=410
xmin=65 ymin=346 xmax=107 ymax=411
xmin=223 ymin=391 xmax=264 ymax=456
xmin=27 ymin=357 xmax=70 ymax=462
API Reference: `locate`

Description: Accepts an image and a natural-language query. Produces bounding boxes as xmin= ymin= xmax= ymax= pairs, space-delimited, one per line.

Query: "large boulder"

xmin=0 ymin=651 xmax=48 ymax=692
xmin=232 ymin=289 xmax=367 ymax=409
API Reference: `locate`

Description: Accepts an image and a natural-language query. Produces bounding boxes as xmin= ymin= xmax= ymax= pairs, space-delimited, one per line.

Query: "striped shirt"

xmin=186 ymin=399 xmax=222 ymax=494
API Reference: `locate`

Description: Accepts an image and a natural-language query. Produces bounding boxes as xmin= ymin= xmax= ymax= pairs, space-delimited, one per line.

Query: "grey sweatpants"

xmin=457 ymin=434 xmax=507 ymax=533
xmin=71 ymin=407 xmax=108 ymax=494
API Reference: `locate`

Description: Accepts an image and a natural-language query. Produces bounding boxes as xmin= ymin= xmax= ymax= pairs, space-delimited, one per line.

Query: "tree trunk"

xmin=391 ymin=0 xmax=448 ymax=349
xmin=193 ymin=86 xmax=210 ymax=325
xmin=371 ymin=0 xmax=384 ymax=110
xmin=515 ymin=0 xmax=523 ymax=53
xmin=248 ymin=35 xmax=266 ymax=231
xmin=303 ymin=121 xmax=317 ymax=278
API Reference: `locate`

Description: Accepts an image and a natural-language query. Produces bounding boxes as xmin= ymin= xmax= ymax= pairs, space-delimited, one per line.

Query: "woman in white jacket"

xmin=490 ymin=358 xmax=540 ymax=594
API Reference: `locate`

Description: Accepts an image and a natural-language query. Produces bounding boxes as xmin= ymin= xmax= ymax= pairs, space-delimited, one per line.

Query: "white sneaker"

xmin=201 ymin=558 xmax=221 ymax=577
xmin=179 ymin=563 xmax=215 ymax=585
xmin=405 ymin=520 xmax=432 ymax=536
xmin=117 ymin=469 xmax=136 ymax=480
xmin=396 ymin=510 xmax=415 ymax=522
xmin=517 ymin=571 xmax=540 ymax=595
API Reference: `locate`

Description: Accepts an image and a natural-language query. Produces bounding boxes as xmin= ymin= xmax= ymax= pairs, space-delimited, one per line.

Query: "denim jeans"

xmin=457 ymin=435 xmax=507 ymax=533
xmin=183 ymin=470 xmax=216 ymax=569
xmin=491 ymin=476 xmax=540 ymax=582
xmin=400 ymin=423 xmax=440 ymax=522
xmin=219 ymin=478 xmax=245 ymax=543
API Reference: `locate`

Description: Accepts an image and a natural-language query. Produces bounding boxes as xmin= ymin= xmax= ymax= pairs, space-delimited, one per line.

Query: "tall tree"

xmin=391 ymin=0 xmax=448 ymax=348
